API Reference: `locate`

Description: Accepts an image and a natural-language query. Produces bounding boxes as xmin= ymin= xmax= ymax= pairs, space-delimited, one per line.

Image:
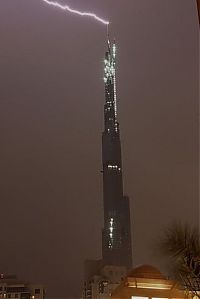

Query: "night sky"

xmin=0 ymin=0 xmax=199 ymax=297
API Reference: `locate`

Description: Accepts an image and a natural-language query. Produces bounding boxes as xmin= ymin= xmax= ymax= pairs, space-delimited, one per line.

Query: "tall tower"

xmin=83 ymin=38 xmax=132 ymax=299
xmin=101 ymin=39 xmax=132 ymax=269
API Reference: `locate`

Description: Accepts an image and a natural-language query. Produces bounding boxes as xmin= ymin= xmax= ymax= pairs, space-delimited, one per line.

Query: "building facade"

xmin=112 ymin=264 xmax=185 ymax=299
xmin=83 ymin=265 xmax=126 ymax=299
xmin=102 ymin=39 xmax=132 ymax=269
xmin=0 ymin=274 xmax=45 ymax=299
xmin=83 ymin=38 xmax=133 ymax=299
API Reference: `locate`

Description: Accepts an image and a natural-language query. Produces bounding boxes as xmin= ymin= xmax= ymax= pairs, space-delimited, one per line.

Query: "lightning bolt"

xmin=41 ymin=0 xmax=109 ymax=25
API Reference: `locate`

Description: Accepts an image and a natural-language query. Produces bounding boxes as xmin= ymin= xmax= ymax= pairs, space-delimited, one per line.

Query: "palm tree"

xmin=158 ymin=223 xmax=200 ymax=298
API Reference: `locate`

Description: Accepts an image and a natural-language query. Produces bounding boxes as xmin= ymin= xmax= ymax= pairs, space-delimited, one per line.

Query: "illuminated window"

xmin=108 ymin=218 xmax=114 ymax=248
xmin=108 ymin=165 xmax=118 ymax=170
xmin=108 ymin=241 xmax=112 ymax=249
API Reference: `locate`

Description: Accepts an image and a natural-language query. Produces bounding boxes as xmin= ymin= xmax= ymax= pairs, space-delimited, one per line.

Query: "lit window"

xmin=108 ymin=241 xmax=112 ymax=249
xmin=108 ymin=165 xmax=119 ymax=170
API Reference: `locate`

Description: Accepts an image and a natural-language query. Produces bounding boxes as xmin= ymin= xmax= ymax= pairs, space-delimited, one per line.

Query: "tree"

xmin=158 ymin=223 xmax=200 ymax=298
xmin=197 ymin=0 xmax=200 ymax=25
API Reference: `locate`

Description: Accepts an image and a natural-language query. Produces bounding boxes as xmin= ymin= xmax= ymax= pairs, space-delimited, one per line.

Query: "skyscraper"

xmin=101 ymin=39 xmax=132 ymax=269
xmin=83 ymin=38 xmax=133 ymax=299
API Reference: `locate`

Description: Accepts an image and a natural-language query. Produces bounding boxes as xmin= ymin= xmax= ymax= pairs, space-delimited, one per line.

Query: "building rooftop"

xmin=112 ymin=264 xmax=185 ymax=299
xmin=128 ymin=264 xmax=167 ymax=280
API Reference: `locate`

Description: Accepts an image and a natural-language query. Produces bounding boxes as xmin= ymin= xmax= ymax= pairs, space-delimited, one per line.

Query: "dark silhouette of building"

xmin=83 ymin=38 xmax=132 ymax=299
xmin=101 ymin=39 xmax=132 ymax=269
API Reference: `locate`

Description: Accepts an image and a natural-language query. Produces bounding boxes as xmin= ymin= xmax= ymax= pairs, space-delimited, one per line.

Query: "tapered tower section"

xmin=102 ymin=39 xmax=132 ymax=269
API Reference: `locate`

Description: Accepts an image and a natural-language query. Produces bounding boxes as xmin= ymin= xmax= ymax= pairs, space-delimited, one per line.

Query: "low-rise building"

xmin=83 ymin=265 xmax=127 ymax=299
xmin=112 ymin=265 xmax=185 ymax=299
xmin=0 ymin=274 xmax=45 ymax=299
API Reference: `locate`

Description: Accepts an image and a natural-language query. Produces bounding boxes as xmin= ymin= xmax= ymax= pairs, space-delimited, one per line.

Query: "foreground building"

xmin=112 ymin=265 xmax=185 ymax=299
xmin=0 ymin=274 xmax=45 ymax=299
xmin=83 ymin=38 xmax=132 ymax=299
xmin=83 ymin=265 xmax=126 ymax=299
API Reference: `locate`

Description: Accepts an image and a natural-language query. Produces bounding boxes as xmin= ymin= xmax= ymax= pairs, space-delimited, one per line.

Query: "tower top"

xmin=104 ymin=38 xmax=118 ymax=130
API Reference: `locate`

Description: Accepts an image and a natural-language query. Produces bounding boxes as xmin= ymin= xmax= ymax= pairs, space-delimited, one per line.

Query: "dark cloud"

xmin=0 ymin=0 xmax=199 ymax=297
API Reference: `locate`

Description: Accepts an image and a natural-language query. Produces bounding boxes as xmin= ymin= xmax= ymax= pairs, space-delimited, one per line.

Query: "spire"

xmin=103 ymin=36 xmax=118 ymax=133
xmin=107 ymin=24 xmax=111 ymax=52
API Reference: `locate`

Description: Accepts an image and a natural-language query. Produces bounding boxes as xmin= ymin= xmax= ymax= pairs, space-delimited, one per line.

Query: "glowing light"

xmin=113 ymin=44 xmax=116 ymax=57
xmin=41 ymin=0 xmax=109 ymax=25
xmin=104 ymin=43 xmax=118 ymax=125
xmin=129 ymin=283 xmax=172 ymax=290
xmin=108 ymin=165 xmax=118 ymax=170
xmin=109 ymin=217 xmax=114 ymax=245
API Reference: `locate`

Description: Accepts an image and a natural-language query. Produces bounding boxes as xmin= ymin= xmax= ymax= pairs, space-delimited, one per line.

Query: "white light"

xmin=132 ymin=297 xmax=148 ymax=299
xmin=41 ymin=0 xmax=109 ymax=25
xmin=110 ymin=218 xmax=114 ymax=226
xmin=108 ymin=165 xmax=119 ymax=170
